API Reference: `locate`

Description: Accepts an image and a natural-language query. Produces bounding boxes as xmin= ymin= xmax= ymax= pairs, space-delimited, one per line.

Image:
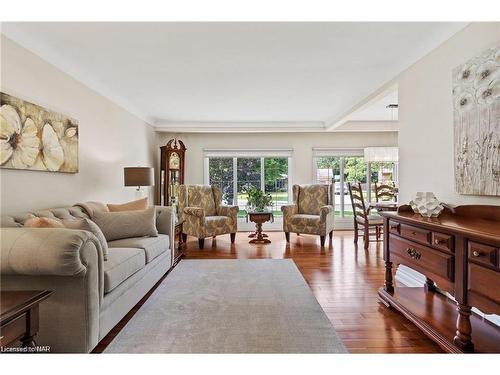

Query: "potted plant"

xmin=246 ymin=186 xmax=273 ymax=212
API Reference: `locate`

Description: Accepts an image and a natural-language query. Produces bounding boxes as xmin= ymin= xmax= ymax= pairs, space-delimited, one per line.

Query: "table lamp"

xmin=124 ymin=167 xmax=154 ymax=198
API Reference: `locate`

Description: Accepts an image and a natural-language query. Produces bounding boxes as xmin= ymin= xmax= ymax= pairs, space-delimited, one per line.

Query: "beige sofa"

xmin=0 ymin=204 xmax=175 ymax=353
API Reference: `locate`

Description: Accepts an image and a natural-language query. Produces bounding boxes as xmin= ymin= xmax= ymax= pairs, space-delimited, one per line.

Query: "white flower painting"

xmin=453 ymin=46 xmax=500 ymax=196
xmin=0 ymin=92 xmax=78 ymax=173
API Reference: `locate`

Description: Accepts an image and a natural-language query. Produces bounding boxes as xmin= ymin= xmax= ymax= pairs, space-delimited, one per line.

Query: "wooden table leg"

xmin=425 ymin=277 xmax=437 ymax=292
xmin=384 ymin=261 xmax=394 ymax=294
xmin=453 ymin=303 xmax=474 ymax=352
xmin=249 ymin=222 xmax=271 ymax=244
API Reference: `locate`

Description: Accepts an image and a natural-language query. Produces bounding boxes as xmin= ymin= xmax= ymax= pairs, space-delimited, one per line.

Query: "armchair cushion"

xmin=291 ymin=214 xmax=321 ymax=227
xmin=205 ymin=216 xmax=234 ymax=237
xmin=297 ymin=185 xmax=329 ymax=215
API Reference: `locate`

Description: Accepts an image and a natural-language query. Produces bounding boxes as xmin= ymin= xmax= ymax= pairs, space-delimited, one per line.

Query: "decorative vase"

xmin=409 ymin=192 xmax=444 ymax=218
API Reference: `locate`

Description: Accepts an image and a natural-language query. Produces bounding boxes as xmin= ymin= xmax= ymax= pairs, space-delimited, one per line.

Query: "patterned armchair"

xmin=281 ymin=184 xmax=335 ymax=247
xmin=179 ymin=185 xmax=238 ymax=249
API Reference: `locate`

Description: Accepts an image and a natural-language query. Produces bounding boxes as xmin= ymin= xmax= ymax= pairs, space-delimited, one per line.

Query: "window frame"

xmin=203 ymin=149 xmax=293 ymax=207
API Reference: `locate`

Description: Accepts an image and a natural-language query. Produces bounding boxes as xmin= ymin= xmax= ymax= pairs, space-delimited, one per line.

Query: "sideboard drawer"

xmin=468 ymin=262 xmax=500 ymax=313
xmin=390 ymin=235 xmax=454 ymax=282
xmin=431 ymin=232 xmax=454 ymax=253
xmin=468 ymin=241 xmax=498 ymax=270
xmin=399 ymin=224 xmax=431 ymax=244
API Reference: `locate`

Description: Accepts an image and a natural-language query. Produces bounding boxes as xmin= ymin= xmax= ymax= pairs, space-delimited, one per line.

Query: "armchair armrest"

xmin=183 ymin=207 xmax=205 ymax=218
xmin=320 ymin=205 xmax=334 ymax=222
xmin=218 ymin=205 xmax=239 ymax=218
xmin=281 ymin=204 xmax=298 ymax=216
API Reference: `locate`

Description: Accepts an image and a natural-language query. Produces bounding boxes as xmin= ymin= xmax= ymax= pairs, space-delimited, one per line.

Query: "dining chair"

xmin=374 ymin=182 xmax=398 ymax=202
xmin=347 ymin=182 xmax=383 ymax=250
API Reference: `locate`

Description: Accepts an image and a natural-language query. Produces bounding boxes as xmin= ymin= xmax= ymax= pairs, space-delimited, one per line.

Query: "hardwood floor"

xmin=184 ymin=230 xmax=443 ymax=353
xmin=94 ymin=230 xmax=443 ymax=353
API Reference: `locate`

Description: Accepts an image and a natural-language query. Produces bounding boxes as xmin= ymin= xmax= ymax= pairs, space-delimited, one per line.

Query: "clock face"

xmin=169 ymin=152 xmax=180 ymax=169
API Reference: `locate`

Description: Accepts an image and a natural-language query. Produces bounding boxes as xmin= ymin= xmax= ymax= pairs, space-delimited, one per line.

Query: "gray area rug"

xmin=104 ymin=259 xmax=347 ymax=353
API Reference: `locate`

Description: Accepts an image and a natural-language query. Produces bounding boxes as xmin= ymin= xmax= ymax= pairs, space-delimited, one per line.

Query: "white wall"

xmin=0 ymin=36 xmax=156 ymax=215
xmin=397 ymin=23 xmax=500 ymax=326
xmin=157 ymin=131 xmax=398 ymax=187
xmin=398 ymin=22 xmax=500 ymax=205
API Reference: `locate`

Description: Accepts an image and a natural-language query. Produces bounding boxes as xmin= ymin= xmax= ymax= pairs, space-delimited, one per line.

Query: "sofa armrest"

xmin=218 ymin=205 xmax=238 ymax=218
xmin=183 ymin=207 xmax=205 ymax=218
xmin=154 ymin=205 xmax=176 ymax=255
xmin=1 ymin=227 xmax=103 ymax=352
xmin=1 ymin=228 xmax=104 ymax=277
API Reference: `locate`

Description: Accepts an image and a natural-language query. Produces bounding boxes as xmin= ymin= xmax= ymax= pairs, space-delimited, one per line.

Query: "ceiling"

xmin=1 ymin=22 xmax=466 ymax=132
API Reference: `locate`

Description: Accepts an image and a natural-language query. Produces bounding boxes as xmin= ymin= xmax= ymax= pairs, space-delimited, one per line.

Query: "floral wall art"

xmin=0 ymin=92 xmax=78 ymax=173
xmin=453 ymin=46 xmax=499 ymax=196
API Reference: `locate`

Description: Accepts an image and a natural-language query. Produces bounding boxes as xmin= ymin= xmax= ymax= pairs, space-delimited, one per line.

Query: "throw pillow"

xmin=92 ymin=207 xmax=158 ymax=241
xmin=64 ymin=218 xmax=109 ymax=261
xmin=24 ymin=216 xmax=65 ymax=228
xmin=107 ymin=197 xmax=148 ymax=212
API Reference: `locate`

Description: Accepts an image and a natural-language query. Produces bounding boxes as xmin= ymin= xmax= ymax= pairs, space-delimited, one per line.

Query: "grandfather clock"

xmin=159 ymin=139 xmax=186 ymax=206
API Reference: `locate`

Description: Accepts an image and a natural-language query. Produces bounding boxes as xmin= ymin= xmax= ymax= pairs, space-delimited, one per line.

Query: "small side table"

xmin=248 ymin=212 xmax=272 ymax=244
xmin=172 ymin=220 xmax=185 ymax=266
xmin=0 ymin=290 xmax=52 ymax=349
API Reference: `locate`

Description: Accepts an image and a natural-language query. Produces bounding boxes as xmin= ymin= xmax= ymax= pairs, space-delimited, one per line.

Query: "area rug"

xmin=104 ymin=259 xmax=347 ymax=353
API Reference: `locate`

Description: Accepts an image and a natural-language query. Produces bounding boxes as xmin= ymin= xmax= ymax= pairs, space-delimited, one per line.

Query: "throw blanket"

xmin=74 ymin=201 xmax=109 ymax=218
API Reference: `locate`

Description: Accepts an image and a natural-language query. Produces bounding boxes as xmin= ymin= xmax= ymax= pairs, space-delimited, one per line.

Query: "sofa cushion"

xmin=107 ymin=234 xmax=169 ymax=263
xmin=104 ymin=248 xmax=145 ymax=293
xmin=92 ymin=207 xmax=158 ymax=241
xmin=107 ymin=197 xmax=148 ymax=212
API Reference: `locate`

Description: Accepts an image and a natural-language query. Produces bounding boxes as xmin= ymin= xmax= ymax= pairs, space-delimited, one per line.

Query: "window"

xmin=208 ymin=158 xmax=234 ymax=205
xmin=204 ymin=150 xmax=292 ymax=220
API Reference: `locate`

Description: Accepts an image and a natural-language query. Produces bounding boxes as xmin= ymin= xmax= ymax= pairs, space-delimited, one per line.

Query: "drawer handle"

xmin=472 ymin=250 xmax=481 ymax=257
xmin=407 ymin=247 xmax=422 ymax=260
xmin=434 ymin=238 xmax=447 ymax=245
xmin=390 ymin=224 xmax=400 ymax=231
xmin=412 ymin=231 xmax=417 ymax=235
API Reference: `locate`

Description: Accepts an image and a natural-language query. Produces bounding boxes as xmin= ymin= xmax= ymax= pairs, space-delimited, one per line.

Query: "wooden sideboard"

xmin=378 ymin=205 xmax=500 ymax=353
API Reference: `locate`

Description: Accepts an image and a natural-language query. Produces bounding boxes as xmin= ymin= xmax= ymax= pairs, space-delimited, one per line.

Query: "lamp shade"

xmin=364 ymin=147 xmax=399 ymax=162
xmin=124 ymin=167 xmax=154 ymax=187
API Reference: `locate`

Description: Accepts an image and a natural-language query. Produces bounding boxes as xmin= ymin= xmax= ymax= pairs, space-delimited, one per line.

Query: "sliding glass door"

xmin=314 ymin=150 xmax=398 ymax=229
xmin=314 ymin=151 xmax=367 ymax=229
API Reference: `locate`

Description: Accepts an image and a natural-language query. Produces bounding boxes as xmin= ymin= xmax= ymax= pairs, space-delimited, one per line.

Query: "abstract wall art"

xmin=0 ymin=92 xmax=79 ymax=173
xmin=453 ymin=46 xmax=499 ymax=196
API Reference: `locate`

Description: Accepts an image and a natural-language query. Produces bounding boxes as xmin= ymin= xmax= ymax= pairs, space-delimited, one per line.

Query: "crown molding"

xmin=153 ymin=121 xmax=327 ymax=133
